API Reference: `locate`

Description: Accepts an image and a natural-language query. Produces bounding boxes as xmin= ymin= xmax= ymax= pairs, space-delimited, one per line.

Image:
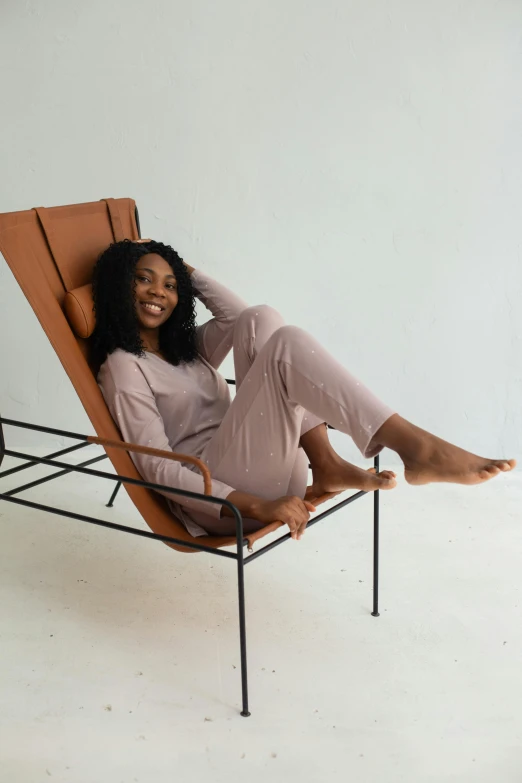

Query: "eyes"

xmin=136 ymin=275 xmax=177 ymax=291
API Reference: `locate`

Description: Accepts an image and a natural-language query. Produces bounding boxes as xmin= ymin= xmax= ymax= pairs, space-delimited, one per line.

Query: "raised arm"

xmin=190 ymin=268 xmax=249 ymax=368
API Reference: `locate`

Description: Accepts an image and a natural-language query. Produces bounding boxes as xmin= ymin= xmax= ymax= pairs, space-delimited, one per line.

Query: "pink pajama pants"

xmin=191 ymin=306 xmax=395 ymax=535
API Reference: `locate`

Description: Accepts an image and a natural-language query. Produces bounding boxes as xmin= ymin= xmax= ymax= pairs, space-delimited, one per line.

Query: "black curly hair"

xmin=91 ymin=239 xmax=198 ymax=368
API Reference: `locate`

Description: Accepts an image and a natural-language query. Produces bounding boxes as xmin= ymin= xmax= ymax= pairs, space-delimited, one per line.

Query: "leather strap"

xmin=86 ymin=434 xmax=212 ymax=495
xmin=33 ymin=206 xmax=69 ymax=290
xmin=101 ymin=198 xmax=126 ymax=242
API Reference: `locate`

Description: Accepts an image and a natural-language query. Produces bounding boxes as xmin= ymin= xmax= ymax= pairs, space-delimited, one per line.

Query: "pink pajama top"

xmin=97 ymin=270 xmax=248 ymax=537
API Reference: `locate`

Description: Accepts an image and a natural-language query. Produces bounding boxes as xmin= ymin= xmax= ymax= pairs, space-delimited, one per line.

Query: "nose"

xmin=147 ymin=280 xmax=167 ymax=298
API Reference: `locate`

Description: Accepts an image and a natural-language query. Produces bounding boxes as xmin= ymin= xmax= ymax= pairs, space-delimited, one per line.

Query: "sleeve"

xmin=192 ymin=268 xmax=249 ymax=369
xmin=110 ymin=388 xmax=236 ymax=519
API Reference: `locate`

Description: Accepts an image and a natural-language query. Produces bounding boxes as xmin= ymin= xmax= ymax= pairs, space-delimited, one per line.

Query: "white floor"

xmin=1 ymin=449 xmax=521 ymax=783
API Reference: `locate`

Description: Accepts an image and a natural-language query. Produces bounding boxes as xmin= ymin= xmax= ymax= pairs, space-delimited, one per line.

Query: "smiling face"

xmin=134 ymin=254 xmax=179 ymax=345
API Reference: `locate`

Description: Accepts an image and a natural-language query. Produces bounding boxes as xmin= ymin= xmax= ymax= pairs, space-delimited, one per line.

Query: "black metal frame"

xmin=0 ymin=411 xmax=381 ymax=715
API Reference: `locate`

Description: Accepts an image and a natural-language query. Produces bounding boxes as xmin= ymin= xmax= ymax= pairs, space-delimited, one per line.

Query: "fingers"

xmin=275 ymin=496 xmax=317 ymax=541
xmin=295 ymin=517 xmax=308 ymax=540
xmin=293 ymin=500 xmax=316 ymax=539
xmin=292 ymin=497 xmax=316 ymax=541
xmin=287 ymin=519 xmax=299 ymax=541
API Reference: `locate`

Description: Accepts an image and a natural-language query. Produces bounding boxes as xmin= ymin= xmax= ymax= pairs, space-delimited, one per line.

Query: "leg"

xmin=237 ymin=316 xmax=515 ymax=487
xmin=372 ymin=415 xmax=515 ymax=486
xmin=372 ymin=455 xmax=380 ymax=617
xmin=193 ymin=323 xmax=514 ymax=536
xmin=233 ymin=305 xmax=285 ymax=388
xmin=192 ymin=325 xmax=395 ymax=536
xmin=236 ymin=527 xmax=250 ymax=717
xmin=0 ymin=419 xmax=5 ymax=468
xmin=233 ymin=306 xmax=325 ymax=439
xmin=234 ymin=307 xmax=393 ymax=497
xmin=106 ymin=481 xmax=122 ymax=508
xmin=236 ymin=305 xmax=330 ymax=509
xmin=301 ymin=421 xmax=397 ymax=498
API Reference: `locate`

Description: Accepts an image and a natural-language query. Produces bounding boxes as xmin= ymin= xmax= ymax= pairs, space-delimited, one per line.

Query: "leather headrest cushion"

xmin=64 ymin=283 xmax=95 ymax=338
xmin=63 ymin=240 xmax=152 ymax=338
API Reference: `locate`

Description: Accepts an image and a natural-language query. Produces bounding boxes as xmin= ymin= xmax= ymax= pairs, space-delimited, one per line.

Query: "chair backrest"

xmin=0 ymin=198 xmax=232 ymax=552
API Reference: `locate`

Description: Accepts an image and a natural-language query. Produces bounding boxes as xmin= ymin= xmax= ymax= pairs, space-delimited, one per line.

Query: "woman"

xmin=92 ymin=239 xmax=515 ymax=541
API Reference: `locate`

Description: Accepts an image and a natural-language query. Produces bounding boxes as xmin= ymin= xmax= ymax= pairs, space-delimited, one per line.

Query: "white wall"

xmin=1 ymin=0 xmax=521 ymax=464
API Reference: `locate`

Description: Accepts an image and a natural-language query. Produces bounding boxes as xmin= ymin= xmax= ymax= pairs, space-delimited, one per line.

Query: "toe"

xmin=479 ymin=465 xmax=501 ymax=480
xmin=377 ymin=472 xmax=397 ymax=489
xmin=368 ymin=468 xmax=396 ymax=479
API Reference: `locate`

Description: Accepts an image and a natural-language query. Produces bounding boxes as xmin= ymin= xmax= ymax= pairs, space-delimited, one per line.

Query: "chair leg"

xmin=371 ymin=455 xmax=380 ymax=617
xmin=106 ymin=481 xmax=122 ymax=508
xmin=237 ymin=546 xmax=250 ymax=716
xmin=0 ymin=419 xmax=5 ymax=469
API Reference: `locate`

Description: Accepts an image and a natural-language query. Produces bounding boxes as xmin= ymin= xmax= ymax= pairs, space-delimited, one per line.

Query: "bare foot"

xmin=376 ymin=415 xmax=516 ymax=486
xmin=306 ymin=459 xmax=397 ymax=500
xmin=404 ymin=442 xmax=516 ymax=486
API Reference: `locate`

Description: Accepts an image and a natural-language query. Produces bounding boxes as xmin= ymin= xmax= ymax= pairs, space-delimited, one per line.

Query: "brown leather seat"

xmin=0 ymin=198 xmax=331 ymax=553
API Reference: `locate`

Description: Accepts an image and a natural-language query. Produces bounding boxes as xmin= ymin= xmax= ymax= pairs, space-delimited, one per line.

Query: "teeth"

xmin=143 ymin=303 xmax=162 ymax=312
